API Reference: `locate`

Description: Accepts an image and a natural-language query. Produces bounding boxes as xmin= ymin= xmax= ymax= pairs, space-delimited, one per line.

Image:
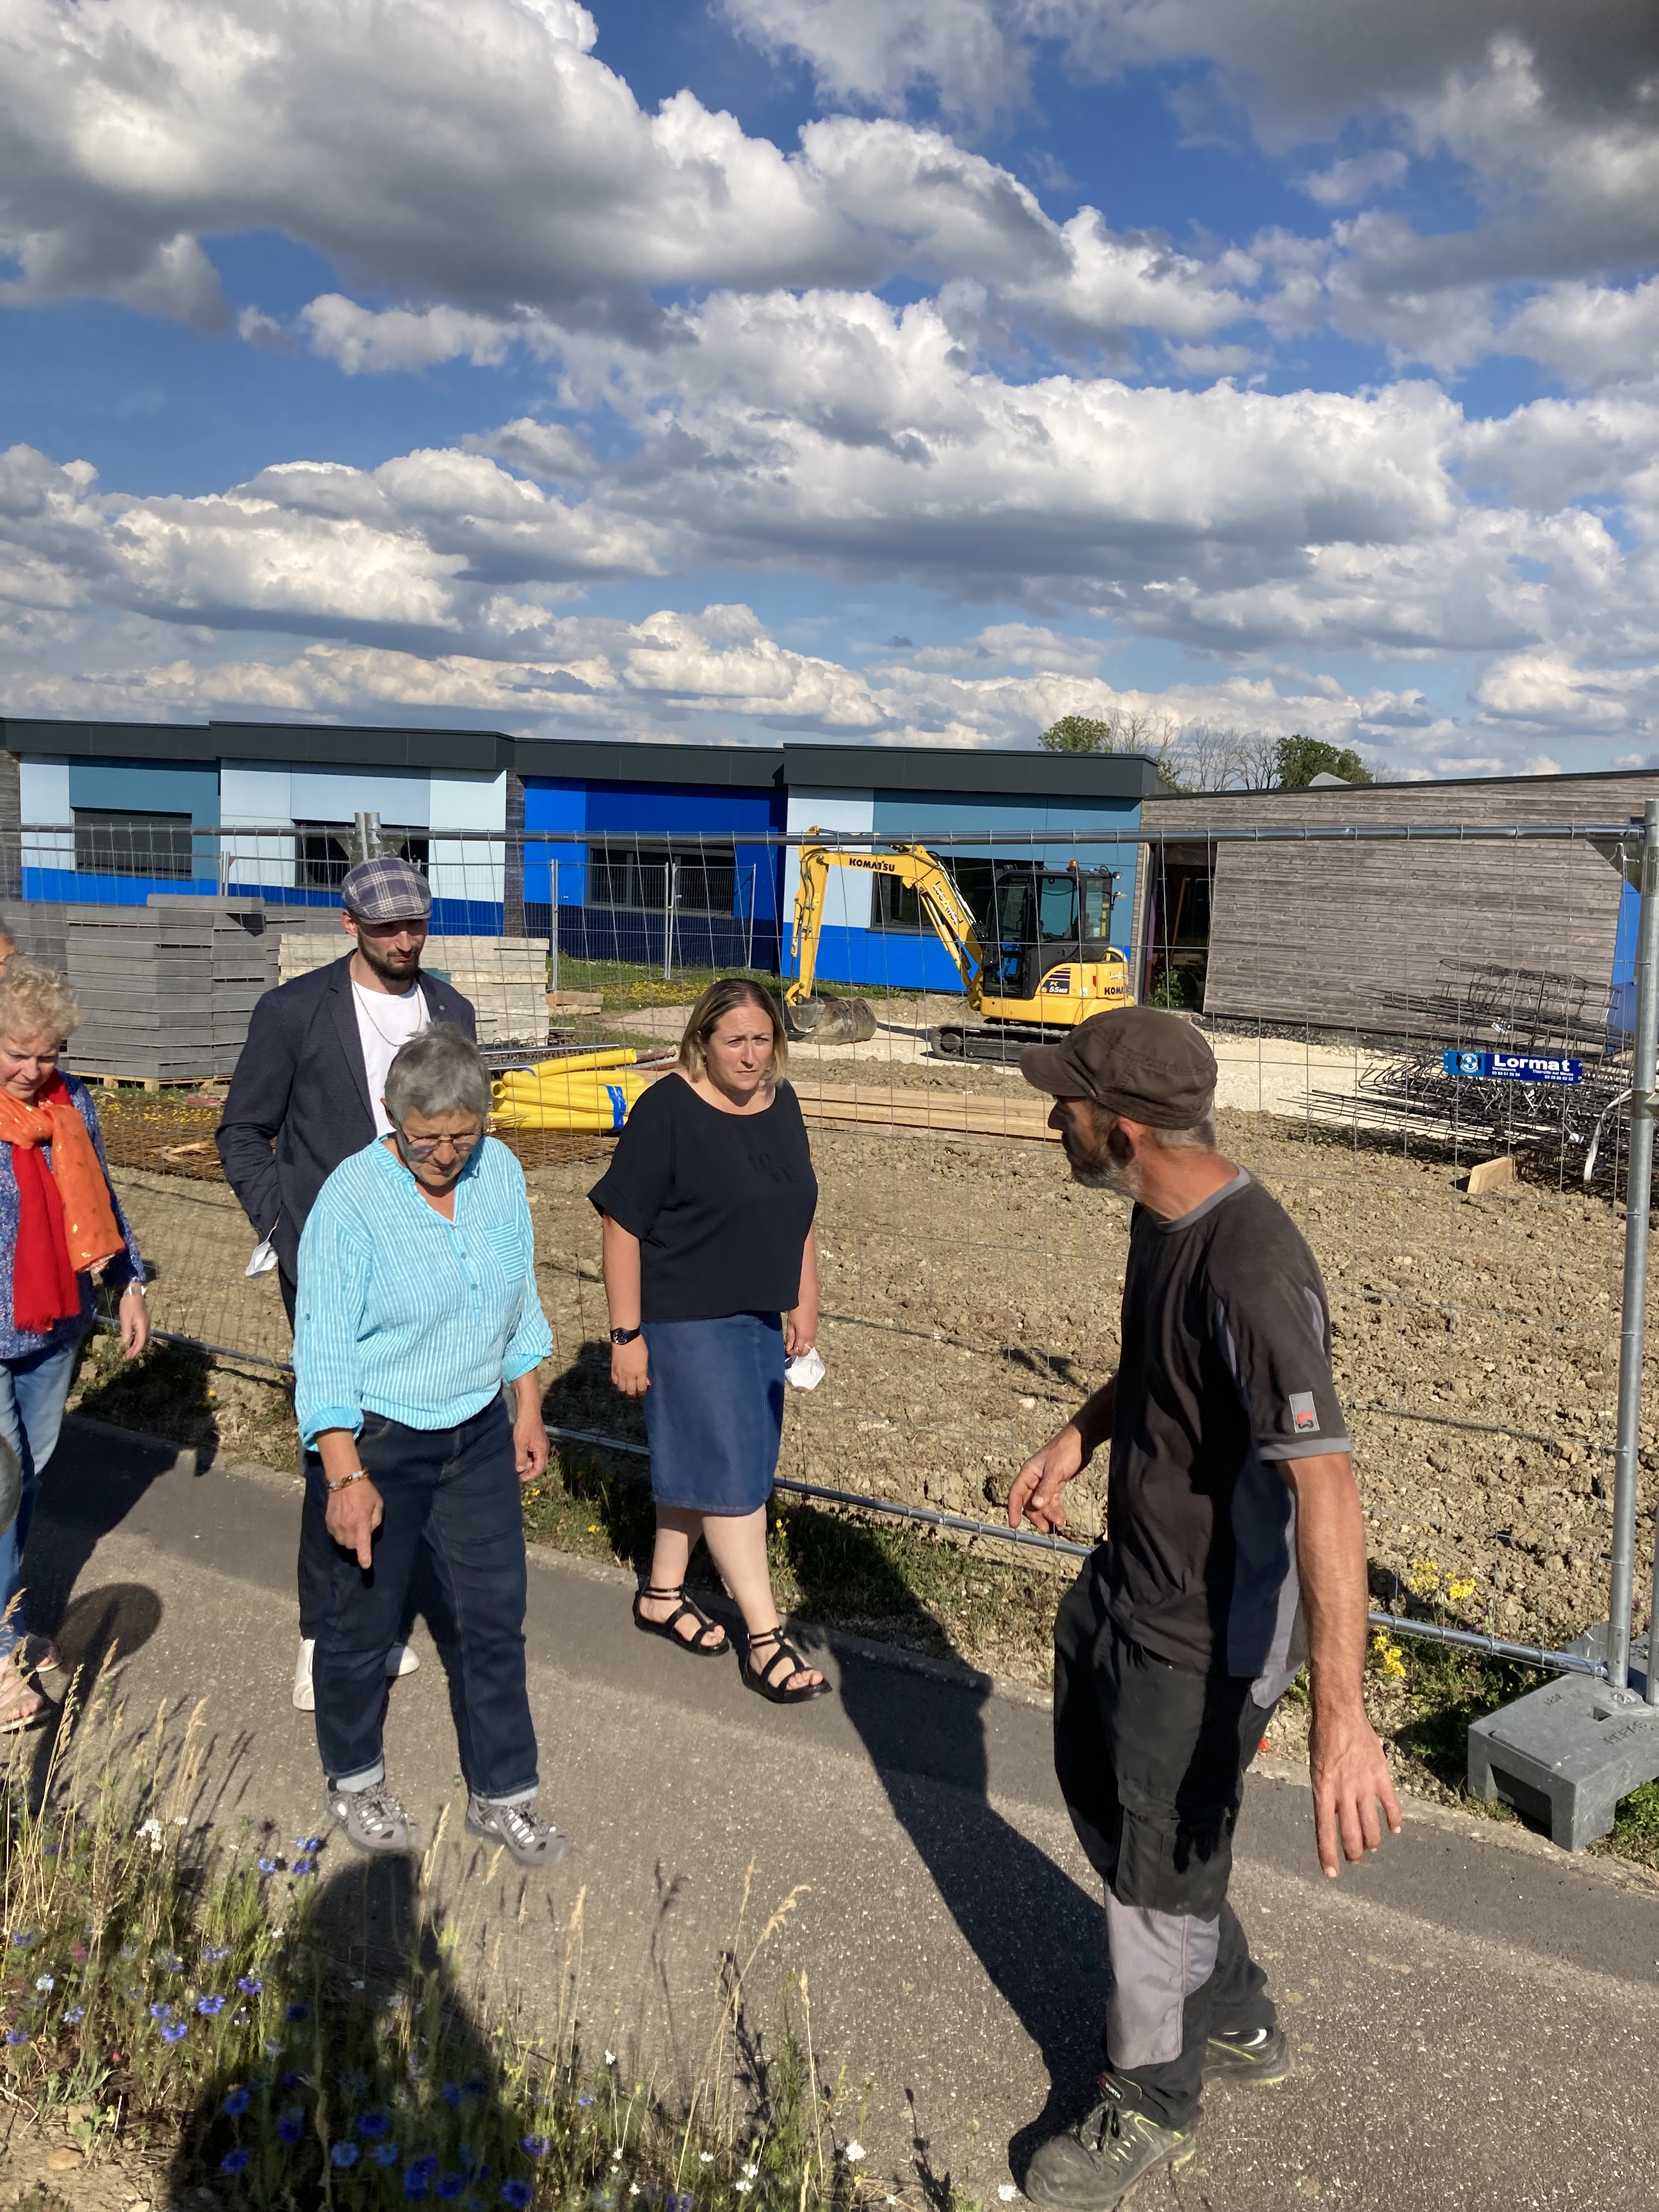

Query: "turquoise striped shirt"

xmin=294 ymin=1135 xmax=553 ymax=1448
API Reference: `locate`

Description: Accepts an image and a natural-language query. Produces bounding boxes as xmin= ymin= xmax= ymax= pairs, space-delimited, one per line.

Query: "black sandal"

xmin=744 ymin=1626 xmax=831 ymax=1705
xmin=632 ymin=1583 xmax=728 ymax=1657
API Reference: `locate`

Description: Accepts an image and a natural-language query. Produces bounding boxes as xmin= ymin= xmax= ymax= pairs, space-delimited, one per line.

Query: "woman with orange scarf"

xmin=0 ymin=962 xmax=148 ymax=1730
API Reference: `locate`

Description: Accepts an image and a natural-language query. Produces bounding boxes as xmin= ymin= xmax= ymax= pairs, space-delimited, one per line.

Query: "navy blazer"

xmin=216 ymin=955 xmax=477 ymax=1283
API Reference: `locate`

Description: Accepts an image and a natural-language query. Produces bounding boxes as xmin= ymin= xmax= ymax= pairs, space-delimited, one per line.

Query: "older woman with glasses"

xmin=294 ymin=1022 xmax=564 ymax=1866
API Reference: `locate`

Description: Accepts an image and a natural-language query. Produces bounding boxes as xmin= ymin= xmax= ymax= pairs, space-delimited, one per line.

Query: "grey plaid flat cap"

xmin=341 ymin=855 xmax=432 ymax=922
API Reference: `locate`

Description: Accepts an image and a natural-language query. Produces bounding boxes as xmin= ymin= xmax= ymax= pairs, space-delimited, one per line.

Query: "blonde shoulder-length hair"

xmin=678 ymin=978 xmax=788 ymax=1084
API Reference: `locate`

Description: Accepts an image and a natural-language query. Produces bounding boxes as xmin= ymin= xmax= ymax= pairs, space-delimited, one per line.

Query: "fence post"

xmin=549 ymin=856 xmax=558 ymax=994
xmin=354 ymin=810 xmax=380 ymax=865
xmin=663 ymin=857 xmax=676 ymax=981
xmin=1611 ymin=798 xmax=1659 ymax=1690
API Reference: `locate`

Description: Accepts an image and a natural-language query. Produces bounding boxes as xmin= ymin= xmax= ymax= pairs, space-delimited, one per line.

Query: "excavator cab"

xmin=985 ymin=865 xmax=1117 ymax=998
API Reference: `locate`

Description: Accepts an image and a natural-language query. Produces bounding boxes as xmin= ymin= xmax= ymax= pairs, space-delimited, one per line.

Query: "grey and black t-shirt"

xmin=1102 ymin=1169 xmax=1348 ymax=1701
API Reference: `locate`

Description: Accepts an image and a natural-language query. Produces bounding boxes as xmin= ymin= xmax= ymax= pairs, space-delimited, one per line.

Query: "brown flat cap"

xmin=1020 ymin=1006 xmax=1217 ymax=1127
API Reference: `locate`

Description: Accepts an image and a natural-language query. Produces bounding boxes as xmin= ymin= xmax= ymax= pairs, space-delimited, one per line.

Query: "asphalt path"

xmin=16 ymin=1416 xmax=1659 ymax=2210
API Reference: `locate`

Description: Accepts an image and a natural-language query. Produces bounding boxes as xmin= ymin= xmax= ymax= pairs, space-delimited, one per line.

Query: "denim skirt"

xmin=641 ymin=1311 xmax=786 ymax=1515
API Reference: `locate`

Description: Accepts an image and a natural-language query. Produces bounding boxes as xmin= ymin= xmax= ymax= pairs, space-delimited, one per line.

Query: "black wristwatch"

xmin=610 ymin=1325 xmax=642 ymax=1346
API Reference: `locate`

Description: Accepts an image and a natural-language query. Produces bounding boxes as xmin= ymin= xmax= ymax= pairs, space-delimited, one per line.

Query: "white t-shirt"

xmin=352 ymin=978 xmax=430 ymax=1137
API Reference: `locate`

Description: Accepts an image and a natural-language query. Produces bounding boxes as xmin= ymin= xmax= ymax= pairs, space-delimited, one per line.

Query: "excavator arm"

xmin=787 ymin=840 xmax=989 ymax=1011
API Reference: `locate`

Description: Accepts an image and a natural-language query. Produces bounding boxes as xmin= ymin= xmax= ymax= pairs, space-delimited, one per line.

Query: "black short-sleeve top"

xmin=588 ymin=1074 xmax=819 ymax=1323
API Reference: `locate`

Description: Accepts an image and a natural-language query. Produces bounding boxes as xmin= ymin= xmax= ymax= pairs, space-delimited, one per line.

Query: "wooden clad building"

xmin=1137 ymin=771 xmax=1659 ymax=1043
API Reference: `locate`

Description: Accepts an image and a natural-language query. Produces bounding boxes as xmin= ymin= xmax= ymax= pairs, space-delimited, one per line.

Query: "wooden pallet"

xmin=82 ymin=1072 xmax=227 ymax=1095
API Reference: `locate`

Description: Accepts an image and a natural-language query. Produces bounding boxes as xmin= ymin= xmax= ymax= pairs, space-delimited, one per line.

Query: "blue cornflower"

xmin=405 ymin=2163 xmax=435 ymax=2200
xmin=501 ymin=2183 xmax=534 ymax=2210
xmin=666 ymin=2194 xmax=695 ymax=2212
xmin=285 ymin=2003 xmax=311 ymax=2023
xmin=223 ymin=2087 xmax=251 ymax=2117
xmin=294 ymin=1835 xmax=323 ymax=1853
xmin=521 ymin=2137 xmax=551 ymax=2158
xmin=374 ymin=2143 xmax=402 ymax=2166
xmin=292 ymin=1859 xmax=317 ymax=1878
xmin=161 ymin=2021 xmax=188 ymax=2043
xmin=6 ymin=2028 xmax=30 ymax=2046
xmin=9 ymin=1930 xmax=35 ymax=1949
xmin=359 ymin=2112 xmax=391 ymax=2137
xmin=198 ymin=1995 xmax=226 ymax=2016
xmin=61 ymin=2007 xmax=84 ymax=2025
xmin=575 ymin=2095 xmax=594 ymax=2109
xmin=438 ymin=2177 xmax=465 ymax=2200
xmin=221 ymin=2148 xmax=250 ymax=2175
xmin=202 ymin=1943 xmax=229 ymax=1962
xmin=464 ymin=2079 xmax=487 ymax=2101
xmin=442 ymin=2084 xmax=464 ymax=2108
xmin=149 ymin=2003 xmax=173 ymax=2020
xmin=238 ymin=1976 xmax=263 ymax=1995
xmin=257 ymin=1858 xmax=280 ymax=1875
xmin=276 ymin=2109 xmax=305 ymax=2146
xmin=332 ymin=2142 xmax=361 ymax=2169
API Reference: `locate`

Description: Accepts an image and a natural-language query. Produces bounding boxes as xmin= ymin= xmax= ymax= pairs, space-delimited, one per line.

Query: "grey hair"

xmin=1146 ymin=1114 xmax=1217 ymax=1152
xmin=383 ymin=1023 xmax=492 ymax=1128
xmin=0 ymin=959 xmax=80 ymax=1046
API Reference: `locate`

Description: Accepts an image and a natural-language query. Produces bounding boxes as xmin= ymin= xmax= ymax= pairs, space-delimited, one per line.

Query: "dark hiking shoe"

xmin=1205 ymin=2023 xmax=1289 ymax=2087
xmin=466 ymin=1795 xmax=571 ymax=1869
xmin=1023 ymin=2077 xmax=1197 ymax=2210
xmin=326 ymin=1781 xmax=412 ymax=1856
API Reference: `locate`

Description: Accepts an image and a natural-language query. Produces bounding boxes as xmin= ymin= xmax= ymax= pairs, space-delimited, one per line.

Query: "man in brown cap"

xmin=1010 ymin=1006 xmax=1400 ymax=2210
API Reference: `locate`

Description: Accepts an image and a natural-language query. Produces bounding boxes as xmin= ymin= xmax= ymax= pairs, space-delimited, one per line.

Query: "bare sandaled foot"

xmin=0 ymin=1661 xmax=49 ymax=1735
xmin=744 ymin=1626 xmax=831 ymax=1705
xmin=633 ymin=1583 xmax=729 ymax=1657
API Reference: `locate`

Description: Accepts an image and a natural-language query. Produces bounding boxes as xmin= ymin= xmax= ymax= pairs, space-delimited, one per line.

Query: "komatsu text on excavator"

xmin=784 ymin=839 xmax=1133 ymax=1059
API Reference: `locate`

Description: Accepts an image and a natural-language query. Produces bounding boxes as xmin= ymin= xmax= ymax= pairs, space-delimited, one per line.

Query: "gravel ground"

xmin=101 ymin=1085 xmax=1652 ymax=1657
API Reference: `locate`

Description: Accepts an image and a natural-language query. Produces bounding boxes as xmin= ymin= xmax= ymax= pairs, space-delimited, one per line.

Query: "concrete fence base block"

xmin=1468 ymin=1671 xmax=1659 ymax=1850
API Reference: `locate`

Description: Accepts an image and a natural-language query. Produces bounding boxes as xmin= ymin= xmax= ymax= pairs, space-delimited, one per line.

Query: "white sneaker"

xmin=293 ymin=1639 xmax=420 ymax=1712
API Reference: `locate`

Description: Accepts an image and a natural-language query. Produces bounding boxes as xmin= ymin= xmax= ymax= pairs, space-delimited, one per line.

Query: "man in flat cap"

xmin=1011 ymin=1006 xmax=1400 ymax=2209
xmin=218 ymin=855 xmax=477 ymax=1708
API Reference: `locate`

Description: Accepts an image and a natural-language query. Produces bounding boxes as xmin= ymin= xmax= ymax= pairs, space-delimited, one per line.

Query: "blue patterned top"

xmin=0 ymin=1073 xmax=145 ymax=1361
xmin=294 ymin=1135 xmax=552 ymax=1447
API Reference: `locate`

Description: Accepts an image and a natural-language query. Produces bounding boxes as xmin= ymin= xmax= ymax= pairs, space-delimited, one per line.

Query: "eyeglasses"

xmin=396 ymin=1127 xmax=483 ymax=1160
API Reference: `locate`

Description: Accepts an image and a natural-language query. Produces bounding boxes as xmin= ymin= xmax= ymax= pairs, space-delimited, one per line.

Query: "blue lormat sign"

xmin=1442 ymin=1049 xmax=1583 ymax=1085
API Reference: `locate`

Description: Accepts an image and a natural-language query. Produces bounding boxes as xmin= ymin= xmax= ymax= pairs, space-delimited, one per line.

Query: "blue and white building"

xmin=0 ymin=719 xmax=1158 ymax=989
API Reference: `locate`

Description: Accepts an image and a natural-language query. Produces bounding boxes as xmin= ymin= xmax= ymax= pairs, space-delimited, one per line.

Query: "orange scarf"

xmin=0 ymin=1077 xmax=124 ymax=1334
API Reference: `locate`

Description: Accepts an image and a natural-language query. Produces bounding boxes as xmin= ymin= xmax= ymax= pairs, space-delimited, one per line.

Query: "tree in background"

xmin=1272 ymin=734 xmax=1375 ymax=787
xmin=1037 ymin=714 xmax=1121 ymax=754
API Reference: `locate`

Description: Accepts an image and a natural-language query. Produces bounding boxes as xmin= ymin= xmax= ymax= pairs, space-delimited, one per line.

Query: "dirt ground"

xmin=98 ymin=1064 xmax=1650 ymax=1657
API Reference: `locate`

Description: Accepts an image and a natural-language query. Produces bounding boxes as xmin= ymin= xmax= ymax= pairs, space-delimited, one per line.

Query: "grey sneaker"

xmin=465 ymin=1795 xmax=570 ymax=1868
xmin=1024 ymin=2078 xmax=1197 ymax=2210
xmin=325 ymin=1781 xmax=412 ymax=1856
xmin=1205 ymin=2023 xmax=1289 ymax=2087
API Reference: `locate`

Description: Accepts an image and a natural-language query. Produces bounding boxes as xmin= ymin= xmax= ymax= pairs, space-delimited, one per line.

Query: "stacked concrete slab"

xmin=58 ymin=899 xmax=277 ymax=1082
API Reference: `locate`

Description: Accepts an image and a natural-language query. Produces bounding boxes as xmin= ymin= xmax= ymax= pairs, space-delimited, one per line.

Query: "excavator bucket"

xmin=786 ymin=995 xmax=877 ymax=1044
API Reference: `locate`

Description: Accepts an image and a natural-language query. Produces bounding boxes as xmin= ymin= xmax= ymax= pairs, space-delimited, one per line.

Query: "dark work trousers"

xmin=1053 ymin=1563 xmax=1277 ymax=2130
xmin=303 ymin=1400 xmax=539 ymax=1804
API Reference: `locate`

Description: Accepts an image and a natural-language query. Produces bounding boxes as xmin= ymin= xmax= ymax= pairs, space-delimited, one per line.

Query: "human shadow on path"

xmin=772 ymin=1512 xmax=1109 ymax=2178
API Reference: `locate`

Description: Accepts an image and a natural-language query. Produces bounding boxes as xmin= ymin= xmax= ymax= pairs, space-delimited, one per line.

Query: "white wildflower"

xmin=605 ymin=2050 xmax=616 ymax=2066
xmin=699 ymin=2153 xmax=714 ymax=2165
xmin=35 ymin=1974 xmax=53 ymax=1991
xmin=997 ymin=2188 xmax=1019 ymax=2203
xmin=741 ymin=2166 xmax=758 ymax=2180
xmin=843 ymin=2143 xmax=866 ymax=2165
xmin=138 ymin=1817 xmax=163 ymax=1854
xmin=629 ymin=2191 xmax=640 ymax=2200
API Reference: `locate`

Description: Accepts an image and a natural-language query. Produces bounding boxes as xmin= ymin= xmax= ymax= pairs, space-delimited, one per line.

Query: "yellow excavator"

xmin=785 ymin=839 xmax=1133 ymax=1058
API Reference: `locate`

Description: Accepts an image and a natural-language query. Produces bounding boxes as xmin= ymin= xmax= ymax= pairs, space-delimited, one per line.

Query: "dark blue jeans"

xmin=302 ymin=1400 xmax=538 ymax=1803
xmin=0 ymin=1336 xmax=81 ymax=1659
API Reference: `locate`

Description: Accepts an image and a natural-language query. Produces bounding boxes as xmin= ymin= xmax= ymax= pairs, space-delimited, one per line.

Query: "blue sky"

xmin=3 ymin=0 xmax=1657 ymax=778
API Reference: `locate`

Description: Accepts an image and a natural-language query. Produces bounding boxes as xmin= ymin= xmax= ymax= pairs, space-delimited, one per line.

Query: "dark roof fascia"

xmin=1 ymin=718 xmax=518 ymax=774
xmin=782 ymin=743 xmax=1162 ymax=799
xmin=513 ymin=738 xmax=785 ymax=789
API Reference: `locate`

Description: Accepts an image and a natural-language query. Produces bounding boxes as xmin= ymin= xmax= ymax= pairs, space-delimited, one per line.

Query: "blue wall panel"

xmin=523 ymin=776 xmax=787 ymax=937
xmin=67 ymin=760 xmax=221 ymax=824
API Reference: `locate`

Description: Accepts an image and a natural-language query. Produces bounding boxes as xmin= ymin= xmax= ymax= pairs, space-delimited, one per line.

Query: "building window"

xmin=72 ymin=808 xmax=195 ymax=881
xmin=588 ymin=842 xmax=737 ymax=915
xmin=296 ymin=824 xmax=430 ymax=890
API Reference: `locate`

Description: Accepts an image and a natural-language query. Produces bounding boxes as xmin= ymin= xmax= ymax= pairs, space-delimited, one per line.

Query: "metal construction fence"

xmin=13 ymin=806 xmax=1659 ymax=1698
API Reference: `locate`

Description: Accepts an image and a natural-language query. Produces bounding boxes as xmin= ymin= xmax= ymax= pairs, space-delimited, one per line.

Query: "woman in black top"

xmin=590 ymin=978 xmax=827 ymax=1703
